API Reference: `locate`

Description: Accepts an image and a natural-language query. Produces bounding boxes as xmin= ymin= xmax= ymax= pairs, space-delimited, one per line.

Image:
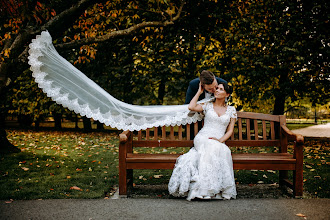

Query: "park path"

xmin=292 ymin=123 xmax=330 ymax=138
xmin=1 ymin=198 xmax=330 ymax=220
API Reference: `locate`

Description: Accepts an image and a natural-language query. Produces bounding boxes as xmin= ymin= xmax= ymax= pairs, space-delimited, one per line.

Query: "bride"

xmin=168 ymin=82 xmax=237 ymax=201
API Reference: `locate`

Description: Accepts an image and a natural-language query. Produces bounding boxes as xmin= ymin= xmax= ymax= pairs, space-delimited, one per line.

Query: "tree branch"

xmin=15 ymin=0 xmax=101 ymax=63
xmin=39 ymin=0 xmax=101 ymax=39
xmin=55 ymin=1 xmax=185 ymax=50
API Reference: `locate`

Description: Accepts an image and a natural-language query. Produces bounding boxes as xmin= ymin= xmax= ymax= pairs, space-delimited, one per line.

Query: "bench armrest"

xmin=119 ymin=130 xmax=131 ymax=144
xmin=281 ymin=125 xmax=304 ymax=144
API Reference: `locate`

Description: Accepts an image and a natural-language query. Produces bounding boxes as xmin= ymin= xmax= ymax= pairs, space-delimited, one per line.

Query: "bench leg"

xmin=293 ymin=168 xmax=303 ymax=197
xmin=119 ymin=167 xmax=127 ymax=195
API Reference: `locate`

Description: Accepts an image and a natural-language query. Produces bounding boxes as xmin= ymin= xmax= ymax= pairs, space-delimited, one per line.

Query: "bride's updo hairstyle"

xmin=218 ymin=82 xmax=233 ymax=95
xmin=217 ymin=82 xmax=233 ymax=104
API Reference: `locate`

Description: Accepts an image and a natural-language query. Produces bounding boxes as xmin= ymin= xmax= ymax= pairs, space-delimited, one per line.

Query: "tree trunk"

xmin=34 ymin=119 xmax=40 ymax=131
xmin=53 ymin=113 xmax=62 ymax=130
xmin=96 ymin=121 xmax=104 ymax=130
xmin=273 ymin=94 xmax=286 ymax=115
xmin=0 ymin=107 xmax=20 ymax=154
xmin=158 ymin=78 xmax=166 ymax=104
xmin=0 ymin=128 xmax=21 ymax=154
xmin=75 ymin=114 xmax=79 ymax=129
xmin=0 ymin=86 xmax=20 ymax=153
xmin=82 ymin=116 xmax=92 ymax=132
xmin=273 ymin=72 xmax=288 ymax=138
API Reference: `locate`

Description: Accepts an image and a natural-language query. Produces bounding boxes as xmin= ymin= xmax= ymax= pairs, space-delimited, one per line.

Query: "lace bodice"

xmin=197 ymin=102 xmax=237 ymax=139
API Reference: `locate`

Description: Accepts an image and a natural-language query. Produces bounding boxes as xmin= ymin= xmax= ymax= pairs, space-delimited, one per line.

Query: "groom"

xmin=185 ymin=70 xmax=227 ymax=104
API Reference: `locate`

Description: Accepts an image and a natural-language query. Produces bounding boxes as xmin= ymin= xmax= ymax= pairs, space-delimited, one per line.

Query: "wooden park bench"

xmin=118 ymin=111 xmax=304 ymax=197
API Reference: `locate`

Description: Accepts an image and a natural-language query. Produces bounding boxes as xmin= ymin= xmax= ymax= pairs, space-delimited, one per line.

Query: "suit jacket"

xmin=184 ymin=77 xmax=227 ymax=104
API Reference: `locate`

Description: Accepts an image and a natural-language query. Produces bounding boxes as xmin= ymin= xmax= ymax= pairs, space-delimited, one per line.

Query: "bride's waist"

xmin=197 ymin=130 xmax=224 ymax=138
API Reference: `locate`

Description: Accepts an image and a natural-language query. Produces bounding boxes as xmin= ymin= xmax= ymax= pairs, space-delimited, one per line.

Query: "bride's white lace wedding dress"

xmin=168 ymin=102 xmax=237 ymax=201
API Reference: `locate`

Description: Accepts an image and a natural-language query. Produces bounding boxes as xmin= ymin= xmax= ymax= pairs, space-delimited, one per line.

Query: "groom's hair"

xmin=200 ymin=70 xmax=215 ymax=85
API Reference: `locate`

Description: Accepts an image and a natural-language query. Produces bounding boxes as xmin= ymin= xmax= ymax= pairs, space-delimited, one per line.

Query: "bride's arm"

xmin=210 ymin=118 xmax=236 ymax=143
xmin=188 ymin=83 xmax=204 ymax=112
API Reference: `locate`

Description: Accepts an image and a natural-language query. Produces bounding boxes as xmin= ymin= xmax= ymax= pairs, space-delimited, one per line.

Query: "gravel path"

xmin=291 ymin=123 xmax=330 ymax=138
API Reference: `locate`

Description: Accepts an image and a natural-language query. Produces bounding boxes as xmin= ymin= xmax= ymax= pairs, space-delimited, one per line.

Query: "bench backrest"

xmin=130 ymin=111 xmax=288 ymax=152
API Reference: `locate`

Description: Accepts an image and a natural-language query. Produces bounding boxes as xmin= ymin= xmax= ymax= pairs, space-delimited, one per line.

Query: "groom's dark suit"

xmin=184 ymin=77 xmax=227 ymax=104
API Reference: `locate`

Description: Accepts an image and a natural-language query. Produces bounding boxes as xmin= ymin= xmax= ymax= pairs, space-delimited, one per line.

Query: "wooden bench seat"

xmin=126 ymin=153 xmax=297 ymax=171
xmin=119 ymin=111 xmax=304 ymax=197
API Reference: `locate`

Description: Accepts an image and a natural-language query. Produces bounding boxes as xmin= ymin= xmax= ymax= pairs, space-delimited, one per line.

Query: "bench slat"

xmin=254 ymin=119 xmax=259 ymax=140
xmin=170 ymin=127 xmax=174 ymax=140
xmin=154 ymin=127 xmax=158 ymax=139
xmin=186 ymin=124 xmax=191 ymax=140
xmin=246 ymin=119 xmax=251 ymax=140
xmin=237 ymin=112 xmax=280 ymax=122
xmin=194 ymin=123 xmax=198 ymax=136
xmin=126 ymin=153 xmax=296 ymax=165
xmin=138 ymin=130 xmax=142 ymax=141
xmin=262 ymin=120 xmax=267 ymax=140
xmin=162 ymin=126 xmax=166 ymax=140
xmin=146 ymin=128 xmax=150 ymax=140
xmin=270 ymin=121 xmax=275 ymax=140
xmin=238 ymin=118 xmax=243 ymax=140
xmin=224 ymin=140 xmax=280 ymax=147
xmin=131 ymin=140 xmax=280 ymax=147
xmin=178 ymin=125 xmax=183 ymax=140
xmin=133 ymin=140 xmax=193 ymax=147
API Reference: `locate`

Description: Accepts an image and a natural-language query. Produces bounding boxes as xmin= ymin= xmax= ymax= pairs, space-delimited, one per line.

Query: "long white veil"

xmin=28 ymin=31 xmax=206 ymax=131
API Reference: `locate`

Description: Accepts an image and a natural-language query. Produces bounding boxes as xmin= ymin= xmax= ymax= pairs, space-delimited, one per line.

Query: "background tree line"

xmin=0 ymin=0 xmax=328 ymax=152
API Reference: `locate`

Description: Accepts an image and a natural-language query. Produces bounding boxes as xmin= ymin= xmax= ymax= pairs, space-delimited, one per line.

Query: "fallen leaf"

xmin=21 ymin=167 xmax=29 ymax=171
xmin=153 ymin=175 xmax=163 ymax=179
xmin=296 ymin=213 xmax=306 ymax=218
xmin=5 ymin=199 xmax=14 ymax=204
xmin=70 ymin=186 xmax=82 ymax=191
xmin=267 ymin=170 xmax=276 ymax=173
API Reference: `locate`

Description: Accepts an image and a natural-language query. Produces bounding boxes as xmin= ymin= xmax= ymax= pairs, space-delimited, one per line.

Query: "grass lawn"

xmin=1 ymin=129 xmax=120 ymax=199
xmin=1 ymin=128 xmax=329 ymax=199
